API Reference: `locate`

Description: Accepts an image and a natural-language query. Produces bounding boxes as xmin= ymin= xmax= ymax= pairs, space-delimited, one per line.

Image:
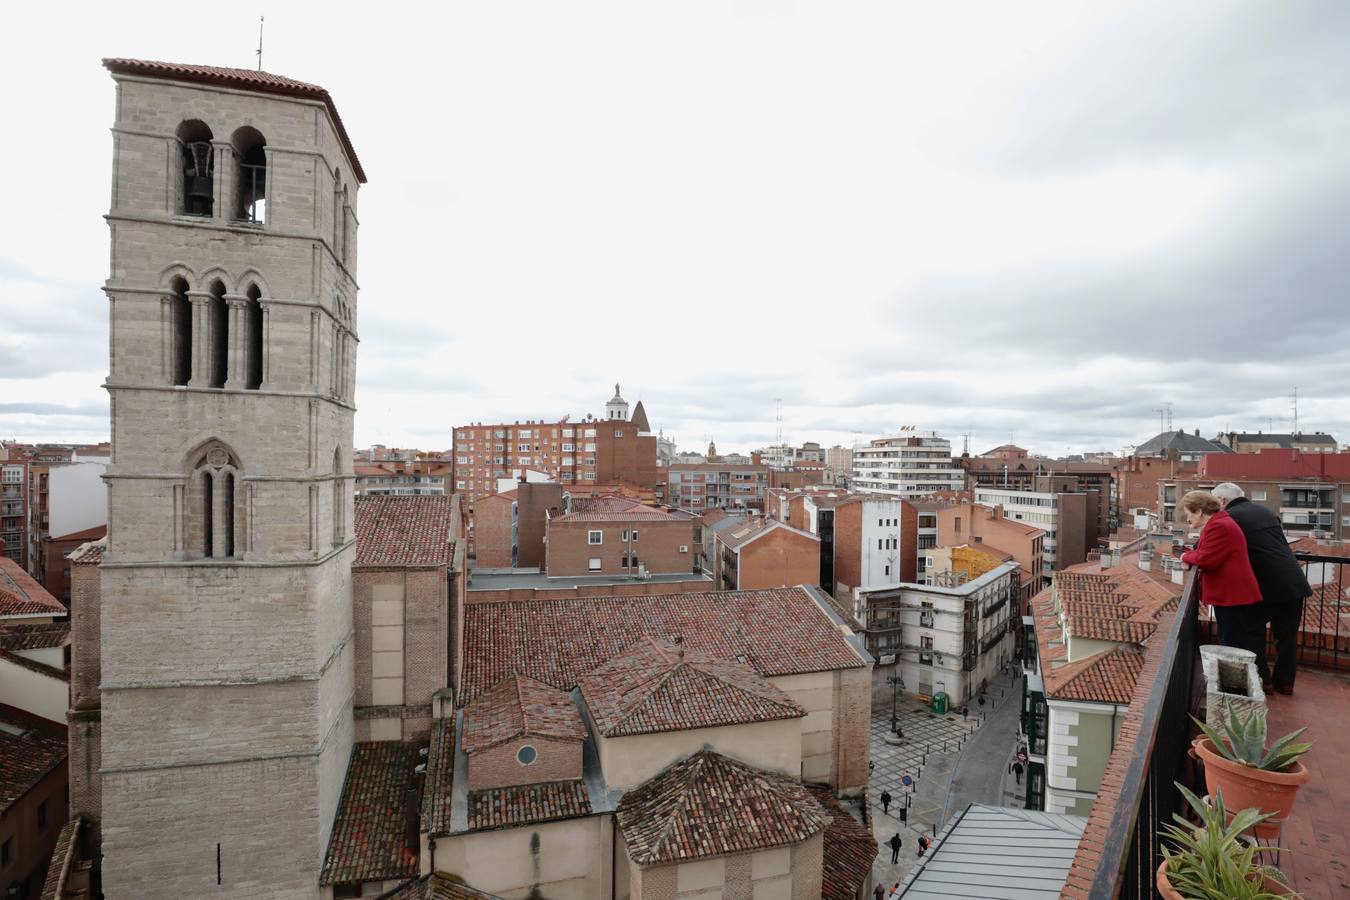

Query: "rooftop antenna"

xmin=1291 ymin=386 xmax=1299 ymax=436
xmin=256 ymin=16 xmax=265 ymax=70
xmin=775 ymin=398 xmax=783 ymax=447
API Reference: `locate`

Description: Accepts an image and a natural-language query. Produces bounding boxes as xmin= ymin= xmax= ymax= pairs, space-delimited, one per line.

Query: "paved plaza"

xmin=866 ymin=670 xmax=1025 ymax=888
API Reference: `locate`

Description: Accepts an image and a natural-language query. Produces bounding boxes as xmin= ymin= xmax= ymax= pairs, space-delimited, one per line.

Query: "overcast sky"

xmin=3 ymin=2 xmax=1349 ymax=457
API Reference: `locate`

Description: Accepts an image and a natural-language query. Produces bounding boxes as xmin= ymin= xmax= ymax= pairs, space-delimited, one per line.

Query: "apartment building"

xmin=545 ymin=497 xmax=695 ymax=578
xmin=666 ymin=462 xmax=769 ymax=511
xmin=451 ymin=386 xmax=659 ymax=501
xmin=852 ymin=431 xmax=965 ymax=499
xmin=972 ymin=481 xmax=1095 ymax=577
xmin=353 ymin=459 xmax=451 ymax=496
xmin=714 ymin=516 xmax=820 ymax=591
xmin=960 ymin=448 xmax=1116 ymax=538
xmin=826 ymin=445 xmax=853 ymax=477
xmin=1 ymin=454 xmax=28 ymax=570
xmin=1160 ymin=448 xmax=1350 ymax=537
xmin=936 ymin=502 xmax=1044 ymax=604
xmin=765 ymin=489 xmax=914 ymax=595
xmin=856 ymin=561 xmax=1020 ymax=704
xmin=1216 ymin=431 xmax=1339 ymax=454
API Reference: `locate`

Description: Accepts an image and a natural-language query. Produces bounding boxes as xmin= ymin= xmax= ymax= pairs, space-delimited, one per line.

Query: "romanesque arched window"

xmin=232 ymin=126 xmax=267 ymax=223
xmin=177 ymin=120 xmax=214 ymax=217
xmin=169 ymin=275 xmax=192 ymax=386
xmin=244 ymin=283 xmax=264 ymax=390
xmin=333 ymin=169 xmax=343 ymax=255
xmin=208 ymin=279 xmax=228 ymax=389
xmin=188 ymin=443 xmax=241 ymax=559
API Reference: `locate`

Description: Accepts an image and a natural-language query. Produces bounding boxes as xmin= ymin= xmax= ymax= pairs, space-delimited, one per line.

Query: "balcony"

xmin=1062 ymin=552 xmax=1350 ymax=898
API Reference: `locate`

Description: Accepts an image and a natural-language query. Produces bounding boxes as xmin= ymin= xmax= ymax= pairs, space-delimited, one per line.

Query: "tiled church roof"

xmin=466 ymin=780 xmax=592 ymax=832
xmin=461 ymin=674 xmax=586 ymax=754
xmin=810 ymin=788 xmax=878 ymax=900
xmin=460 ymin=586 xmax=865 ymax=704
xmin=578 ymin=636 xmax=803 ymax=737
xmin=320 ymin=742 xmax=422 ymax=886
xmin=616 ymin=750 xmax=827 ymax=867
xmin=355 ymin=496 xmax=456 ymax=568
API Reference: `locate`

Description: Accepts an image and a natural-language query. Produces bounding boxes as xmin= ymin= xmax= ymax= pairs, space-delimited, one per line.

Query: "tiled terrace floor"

xmin=1265 ymin=668 xmax=1350 ymax=900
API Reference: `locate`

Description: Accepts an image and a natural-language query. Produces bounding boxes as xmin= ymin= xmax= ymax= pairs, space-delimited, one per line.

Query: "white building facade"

xmin=852 ymin=433 xmax=965 ymax=499
xmin=973 ymin=487 xmax=1064 ymax=576
xmin=855 ymin=561 xmax=1019 ymax=703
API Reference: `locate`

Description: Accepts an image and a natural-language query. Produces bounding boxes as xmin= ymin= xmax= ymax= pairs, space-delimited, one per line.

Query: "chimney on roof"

xmin=1138 ymin=547 xmax=1153 ymax=572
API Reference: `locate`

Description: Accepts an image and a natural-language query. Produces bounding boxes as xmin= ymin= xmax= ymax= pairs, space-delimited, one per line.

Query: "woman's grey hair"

xmin=1212 ymin=482 xmax=1245 ymax=502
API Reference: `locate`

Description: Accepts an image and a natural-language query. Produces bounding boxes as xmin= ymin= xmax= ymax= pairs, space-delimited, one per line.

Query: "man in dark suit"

xmin=1213 ymin=482 xmax=1312 ymax=694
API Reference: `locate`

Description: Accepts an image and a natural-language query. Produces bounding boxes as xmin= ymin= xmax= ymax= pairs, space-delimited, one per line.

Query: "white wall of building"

xmin=851 ymin=433 xmax=965 ymax=499
xmin=860 ymin=498 xmax=903 ymax=589
xmin=48 ymin=461 xmax=107 ymax=538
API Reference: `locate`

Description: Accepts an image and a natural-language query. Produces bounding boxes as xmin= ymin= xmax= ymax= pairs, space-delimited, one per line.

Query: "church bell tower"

xmin=97 ymin=58 xmax=364 ymax=898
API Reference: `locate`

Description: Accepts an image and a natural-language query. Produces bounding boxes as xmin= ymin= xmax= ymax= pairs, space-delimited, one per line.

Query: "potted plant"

xmin=1191 ymin=703 xmax=1311 ymax=838
xmin=1156 ymin=783 xmax=1297 ymax=898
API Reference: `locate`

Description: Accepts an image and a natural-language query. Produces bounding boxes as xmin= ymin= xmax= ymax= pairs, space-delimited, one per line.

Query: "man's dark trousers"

xmin=1247 ymin=596 xmax=1304 ymax=691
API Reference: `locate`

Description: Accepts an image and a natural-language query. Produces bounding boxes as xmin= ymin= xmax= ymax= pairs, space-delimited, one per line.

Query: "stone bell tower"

xmin=97 ymin=59 xmax=363 ymax=898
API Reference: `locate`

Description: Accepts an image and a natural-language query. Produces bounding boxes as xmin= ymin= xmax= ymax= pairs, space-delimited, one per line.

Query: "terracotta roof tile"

xmin=1050 ymin=648 xmax=1145 ymax=704
xmin=376 ymin=873 xmax=503 ymax=900
xmin=809 ymin=788 xmax=877 ymax=900
xmin=460 ymin=587 xmax=865 ymax=705
xmin=320 ymin=742 xmax=422 ymax=886
xmin=69 ymin=538 xmax=105 ymax=566
xmin=461 ymin=675 xmax=585 ymax=754
xmin=554 ymin=496 xmax=682 ymax=523
xmin=466 ymin=780 xmax=592 ymax=831
xmin=0 ymin=558 xmax=66 ymax=616
xmin=49 ymin=525 xmax=106 ymax=544
xmin=39 ymin=816 xmax=82 ymax=900
xmin=616 ymin=750 xmax=827 ymax=867
xmin=718 ymin=517 xmax=818 ymax=551
xmin=0 ymin=707 xmax=67 ymax=814
xmin=421 ymin=719 xmax=455 ymax=835
xmin=355 ymin=496 xmax=457 ymax=568
xmin=578 ymin=637 xmax=803 ymax=737
xmin=102 ymin=58 xmax=366 ymax=182
xmin=0 ymin=622 xmax=69 ymax=652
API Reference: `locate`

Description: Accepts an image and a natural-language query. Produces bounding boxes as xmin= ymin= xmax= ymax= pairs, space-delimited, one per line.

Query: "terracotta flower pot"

xmin=1191 ymin=737 xmax=1309 ymax=835
xmin=1157 ymin=859 xmax=1295 ymax=898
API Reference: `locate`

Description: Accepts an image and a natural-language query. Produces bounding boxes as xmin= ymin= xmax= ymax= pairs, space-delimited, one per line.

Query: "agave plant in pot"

xmin=1157 ymin=783 xmax=1297 ymax=898
xmin=1191 ymin=702 xmax=1312 ymax=839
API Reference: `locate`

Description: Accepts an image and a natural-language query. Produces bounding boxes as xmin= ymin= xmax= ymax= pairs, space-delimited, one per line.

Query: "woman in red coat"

xmin=1180 ymin=490 xmax=1261 ymax=647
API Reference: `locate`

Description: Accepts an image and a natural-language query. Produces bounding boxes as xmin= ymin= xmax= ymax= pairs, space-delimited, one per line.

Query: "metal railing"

xmin=1088 ymin=553 xmax=1348 ymax=896
xmin=1087 ymin=571 xmax=1199 ymax=899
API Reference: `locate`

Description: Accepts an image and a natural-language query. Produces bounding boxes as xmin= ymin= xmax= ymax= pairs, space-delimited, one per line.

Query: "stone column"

xmin=212 ymin=469 xmax=231 ymax=559
xmin=224 ymin=295 xmax=248 ymax=390
xmin=259 ymin=303 xmax=273 ymax=390
xmin=187 ymin=292 xmax=212 ymax=387
xmin=213 ymin=140 xmax=232 ymax=222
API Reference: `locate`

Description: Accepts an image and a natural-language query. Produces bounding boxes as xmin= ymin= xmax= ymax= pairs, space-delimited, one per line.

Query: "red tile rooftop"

xmin=577 ymin=636 xmax=804 ymax=737
xmin=458 ymin=586 xmax=866 ymax=705
xmin=0 ymin=557 xmax=66 ymax=616
xmin=466 ymin=779 xmax=592 ymax=832
xmin=461 ymin=674 xmax=586 ymax=754
xmin=354 ymin=495 xmax=457 ymax=568
xmin=320 ymin=741 xmax=422 ymax=886
xmin=0 ymin=705 xmax=67 ymax=815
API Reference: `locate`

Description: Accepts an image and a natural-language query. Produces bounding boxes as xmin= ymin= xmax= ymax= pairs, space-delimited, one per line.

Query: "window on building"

xmin=232 ymin=126 xmax=267 ymax=223
xmin=588 ymin=530 xmax=603 ymax=545
xmin=884 ymin=564 xmax=890 ymax=576
xmin=588 ymin=558 xmax=602 ymax=571
xmin=517 ymin=745 xmax=537 ymax=765
xmin=168 ymin=275 xmax=192 ymax=386
xmin=244 ymin=283 xmax=264 ymax=389
xmin=1251 ymin=490 xmax=1267 ymax=501
xmin=177 ymin=119 xmax=215 ymax=216
xmin=204 ymin=279 xmax=228 ymax=388
xmin=1 ymin=836 xmax=10 ymax=867
xmin=878 ymin=538 xmax=882 ymax=550
xmin=333 ymin=884 xmax=364 ymax=898
xmin=37 ymin=798 xmax=48 ymax=829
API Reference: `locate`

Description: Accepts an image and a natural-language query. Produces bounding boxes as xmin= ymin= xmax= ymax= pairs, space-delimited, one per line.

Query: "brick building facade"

xmin=715 ymin=517 xmax=820 ymax=591
xmin=667 ymin=462 xmax=769 ymax=512
xmin=451 ymin=387 xmax=659 ymax=502
xmin=546 ymin=499 xmax=695 ymax=577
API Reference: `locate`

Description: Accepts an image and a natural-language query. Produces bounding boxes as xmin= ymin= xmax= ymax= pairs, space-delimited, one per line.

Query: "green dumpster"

xmin=930 ymin=692 xmax=948 ymax=715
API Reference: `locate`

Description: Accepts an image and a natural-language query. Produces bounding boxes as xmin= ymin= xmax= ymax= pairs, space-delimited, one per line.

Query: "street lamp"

xmin=887 ymin=673 xmax=905 ymax=733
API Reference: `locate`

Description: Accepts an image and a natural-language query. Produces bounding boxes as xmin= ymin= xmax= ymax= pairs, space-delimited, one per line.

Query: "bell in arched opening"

xmin=183 ymin=141 xmax=214 ymax=215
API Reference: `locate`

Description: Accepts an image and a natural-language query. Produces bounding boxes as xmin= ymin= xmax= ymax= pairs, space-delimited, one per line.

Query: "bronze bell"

xmin=184 ymin=141 xmax=214 ymax=206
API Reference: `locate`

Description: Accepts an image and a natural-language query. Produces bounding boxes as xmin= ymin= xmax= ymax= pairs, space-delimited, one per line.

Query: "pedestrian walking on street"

xmin=880 ymin=789 xmax=892 ymax=815
xmin=1013 ymin=761 xmax=1024 ymax=785
xmin=961 ymin=705 xmax=968 ymax=720
xmin=888 ymin=883 xmax=901 ymax=899
xmin=873 ymin=883 xmax=885 ymax=900
xmin=917 ymin=834 xmax=930 ymax=857
xmin=889 ymin=832 xmax=902 ymax=864
xmin=1213 ymin=482 xmax=1313 ymax=694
